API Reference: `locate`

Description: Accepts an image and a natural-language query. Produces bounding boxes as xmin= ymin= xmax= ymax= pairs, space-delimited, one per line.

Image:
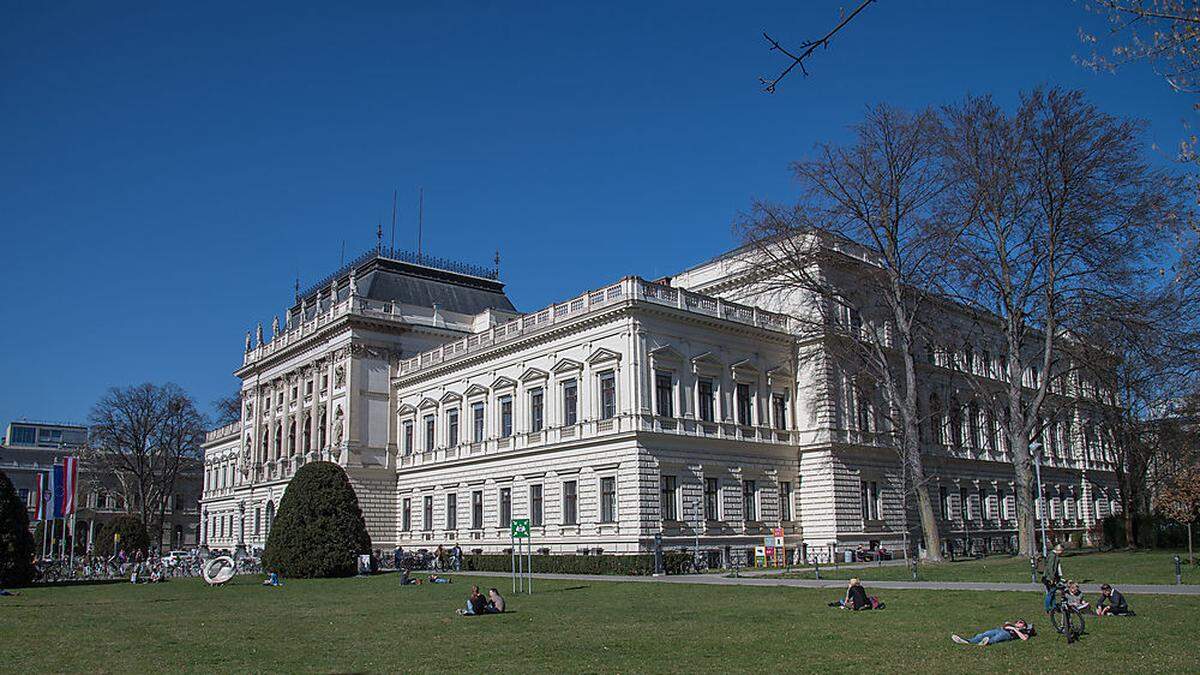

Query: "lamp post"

xmin=1030 ymin=442 xmax=1048 ymax=558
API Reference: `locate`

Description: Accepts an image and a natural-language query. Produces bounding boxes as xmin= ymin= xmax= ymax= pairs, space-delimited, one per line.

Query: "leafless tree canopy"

xmin=1080 ymin=1 xmax=1200 ymax=94
xmin=738 ymin=104 xmax=951 ymax=560
xmin=759 ymin=0 xmax=876 ymax=93
xmin=211 ymin=389 xmax=243 ymax=428
xmin=87 ymin=383 xmax=207 ymax=542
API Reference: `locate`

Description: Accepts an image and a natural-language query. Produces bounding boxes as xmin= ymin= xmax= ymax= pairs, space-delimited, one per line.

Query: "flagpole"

xmin=68 ymin=457 xmax=79 ymax=567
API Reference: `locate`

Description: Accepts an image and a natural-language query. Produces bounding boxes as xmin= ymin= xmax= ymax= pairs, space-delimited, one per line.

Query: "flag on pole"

xmin=62 ymin=456 xmax=79 ymax=515
xmin=34 ymin=472 xmax=48 ymax=521
xmin=51 ymin=464 xmax=66 ymax=519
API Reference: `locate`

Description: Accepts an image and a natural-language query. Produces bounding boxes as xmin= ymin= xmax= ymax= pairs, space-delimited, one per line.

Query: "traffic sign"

xmin=511 ymin=518 xmax=530 ymax=539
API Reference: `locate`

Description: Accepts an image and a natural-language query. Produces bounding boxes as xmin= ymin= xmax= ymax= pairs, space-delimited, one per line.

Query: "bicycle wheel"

xmin=1050 ymin=606 xmax=1066 ymax=635
xmin=1068 ymin=607 xmax=1085 ymax=642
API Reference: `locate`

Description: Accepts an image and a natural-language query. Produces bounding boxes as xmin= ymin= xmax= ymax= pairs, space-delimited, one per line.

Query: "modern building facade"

xmin=1 ymin=420 xmax=202 ymax=552
xmin=201 ymin=241 xmax=1120 ymax=562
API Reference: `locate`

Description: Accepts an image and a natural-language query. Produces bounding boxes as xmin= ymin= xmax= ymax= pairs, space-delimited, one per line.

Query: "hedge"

xmin=263 ymin=462 xmax=372 ymax=578
xmin=463 ymin=552 xmax=693 ymax=576
xmin=0 ymin=471 xmax=35 ymax=586
xmin=1101 ymin=514 xmax=1193 ymax=549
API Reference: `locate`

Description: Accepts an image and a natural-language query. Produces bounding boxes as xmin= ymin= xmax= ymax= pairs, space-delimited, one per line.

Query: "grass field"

xmin=777 ymin=549 xmax=1198 ymax=585
xmin=1 ymin=572 xmax=1196 ymax=673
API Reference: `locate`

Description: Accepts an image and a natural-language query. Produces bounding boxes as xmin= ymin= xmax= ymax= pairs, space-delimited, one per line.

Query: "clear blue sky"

xmin=1 ymin=1 xmax=1190 ymax=427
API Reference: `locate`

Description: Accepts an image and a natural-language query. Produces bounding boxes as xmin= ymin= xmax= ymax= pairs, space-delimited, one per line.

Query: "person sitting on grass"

xmin=262 ymin=572 xmax=282 ymax=587
xmin=951 ymin=619 xmax=1035 ymax=646
xmin=1064 ymin=580 xmax=1089 ymax=613
xmin=831 ymin=578 xmax=873 ymax=610
xmin=486 ymin=587 xmax=505 ymax=613
xmin=1095 ymin=584 xmax=1133 ymax=616
xmin=456 ymin=585 xmax=489 ymax=615
xmin=399 ymin=568 xmax=421 ymax=586
xmin=427 ymin=574 xmax=452 ymax=584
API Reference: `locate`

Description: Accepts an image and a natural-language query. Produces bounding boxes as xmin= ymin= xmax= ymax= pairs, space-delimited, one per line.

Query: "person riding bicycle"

xmin=1041 ymin=543 xmax=1065 ymax=614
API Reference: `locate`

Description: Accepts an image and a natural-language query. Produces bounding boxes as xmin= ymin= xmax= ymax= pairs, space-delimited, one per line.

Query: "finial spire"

xmin=294 ymin=275 xmax=300 ymax=303
xmin=376 ymin=219 xmax=383 ymax=252
xmin=494 ymin=249 xmax=501 ymax=276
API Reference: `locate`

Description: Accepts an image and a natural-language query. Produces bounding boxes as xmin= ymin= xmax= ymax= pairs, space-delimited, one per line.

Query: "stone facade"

xmin=201 ymin=242 xmax=1119 ymax=561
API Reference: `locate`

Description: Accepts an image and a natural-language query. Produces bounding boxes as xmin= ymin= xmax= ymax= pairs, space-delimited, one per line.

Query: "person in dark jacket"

xmin=1041 ymin=544 xmax=1065 ymax=613
xmin=836 ymin=578 xmax=871 ymax=610
xmin=1096 ymin=584 xmax=1133 ymax=616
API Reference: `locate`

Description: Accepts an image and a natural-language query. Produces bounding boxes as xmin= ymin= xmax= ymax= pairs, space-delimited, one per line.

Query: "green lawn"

xmin=1 ymin=573 xmax=1196 ymax=673
xmin=776 ymin=549 xmax=1198 ymax=585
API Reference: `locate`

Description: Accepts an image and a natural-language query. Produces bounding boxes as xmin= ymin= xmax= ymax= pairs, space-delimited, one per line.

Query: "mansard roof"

xmin=296 ymin=250 xmax=517 ymax=316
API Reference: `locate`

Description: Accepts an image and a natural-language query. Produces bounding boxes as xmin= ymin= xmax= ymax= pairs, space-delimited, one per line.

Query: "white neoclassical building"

xmin=201 ymin=239 xmax=1119 ymax=563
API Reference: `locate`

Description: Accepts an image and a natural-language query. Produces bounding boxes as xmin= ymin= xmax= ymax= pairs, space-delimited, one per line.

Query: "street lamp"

xmin=1030 ymin=441 xmax=1048 ymax=558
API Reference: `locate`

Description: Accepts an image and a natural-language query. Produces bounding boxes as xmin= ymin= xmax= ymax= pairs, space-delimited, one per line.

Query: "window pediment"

xmin=586 ymin=347 xmax=622 ymax=365
xmin=397 ymin=403 xmax=417 ymax=416
xmin=648 ymin=345 xmax=685 ymax=363
xmin=519 ymin=367 xmax=549 ymax=383
xmin=464 ymin=383 xmax=489 ymax=398
xmin=491 ymin=376 xmax=517 ymax=390
xmin=439 ymin=390 xmax=462 ymax=404
xmin=692 ymin=351 xmax=723 ymax=370
xmin=551 ymin=358 xmax=583 ymax=374
xmin=417 ymin=397 xmax=439 ymax=410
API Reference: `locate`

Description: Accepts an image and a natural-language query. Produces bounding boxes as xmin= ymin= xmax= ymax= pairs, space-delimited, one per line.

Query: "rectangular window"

xmin=446 ymin=494 xmax=457 ymax=530
xmin=529 ymin=485 xmax=543 ymax=527
xmin=472 ymin=402 xmax=485 ymax=442
xmin=10 ymin=425 xmax=36 ymax=445
xmin=861 ymin=480 xmax=880 ymax=521
xmin=704 ymin=477 xmax=720 ymax=520
xmin=529 ymin=388 xmax=544 ymax=432
xmin=499 ymin=396 xmax=513 ymax=437
xmin=402 ymin=421 xmax=414 ymax=455
xmin=698 ymin=379 xmax=715 ymax=422
xmin=940 ymin=486 xmax=950 ymax=520
xmin=18 ymin=488 xmax=29 ymax=507
xmin=447 ymin=409 xmax=459 ymax=447
xmin=599 ymin=371 xmax=617 ymax=419
xmin=562 ymin=480 xmax=578 ymax=525
xmin=424 ymin=414 xmax=435 ymax=452
xmin=736 ymin=383 xmax=752 ymax=425
xmin=959 ymin=487 xmax=970 ymax=521
xmin=499 ymin=487 xmax=512 ymax=527
xmin=562 ymin=380 xmax=578 ymax=426
xmin=402 ymin=498 xmax=411 ymax=531
xmin=600 ymin=477 xmax=616 ymax=523
xmin=773 ymin=394 xmax=787 ymax=430
xmin=655 ymin=370 xmax=674 ymax=417
xmin=742 ymin=480 xmax=757 ymax=521
xmin=659 ymin=475 xmax=677 ymax=520
xmin=423 ymin=496 xmax=433 ymax=531
xmin=780 ymin=481 xmax=793 ymax=521
xmin=471 ymin=490 xmax=483 ymax=529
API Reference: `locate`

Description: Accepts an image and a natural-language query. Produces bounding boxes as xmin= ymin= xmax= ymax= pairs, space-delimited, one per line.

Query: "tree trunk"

xmin=899 ymin=319 xmax=943 ymax=562
xmin=1011 ymin=428 xmax=1038 ymax=557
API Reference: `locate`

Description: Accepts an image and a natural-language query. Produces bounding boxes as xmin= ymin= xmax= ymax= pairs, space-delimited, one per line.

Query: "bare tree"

xmin=738 ymin=104 xmax=951 ymax=561
xmin=211 ymin=389 xmax=243 ymax=428
xmin=86 ymin=383 xmax=207 ymax=546
xmin=759 ymin=0 xmax=877 ymax=93
xmin=937 ymin=87 xmax=1182 ymax=557
xmin=1080 ymin=1 xmax=1200 ymax=94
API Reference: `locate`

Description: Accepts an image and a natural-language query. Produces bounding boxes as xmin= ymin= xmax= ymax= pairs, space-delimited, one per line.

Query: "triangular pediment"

xmin=692 ymin=351 xmax=723 ymax=367
xmin=464 ymin=383 xmax=489 ymax=398
xmin=586 ymin=347 xmax=622 ymax=365
xmin=417 ymin=397 xmax=439 ymax=410
xmin=439 ymin=390 xmax=462 ymax=404
xmin=397 ymin=403 xmax=417 ymax=415
xmin=519 ymin=367 xmax=549 ymax=383
xmin=551 ymin=358 xmax=583 ymax=374
xmin=491 ymin=376 xmax=517 ymax=390
xmin=731 ymin=358 xmax=760 ymax=374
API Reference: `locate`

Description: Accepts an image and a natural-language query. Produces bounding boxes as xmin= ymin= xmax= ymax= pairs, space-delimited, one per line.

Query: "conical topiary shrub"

xmin=95 ymin=515 xmax=151 ymax=558
xmin=262 ymin=462 xmax=372 ymax=578
xmin=0 ymin=471 xmax=36 ymax=586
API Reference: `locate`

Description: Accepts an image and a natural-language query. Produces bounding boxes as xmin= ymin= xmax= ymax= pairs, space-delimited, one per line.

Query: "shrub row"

xmin=1101 ymin=514 xmax=1194 ymax=549
xmin=463 ymin=552 xmax=692 ymax=576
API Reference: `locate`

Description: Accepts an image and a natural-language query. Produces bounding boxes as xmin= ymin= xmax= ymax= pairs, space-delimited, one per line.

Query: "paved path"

xmin=456 ymin=570 xmax=1200 ymax=596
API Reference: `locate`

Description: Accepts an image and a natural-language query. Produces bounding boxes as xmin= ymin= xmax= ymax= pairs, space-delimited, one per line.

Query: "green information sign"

xmin=511 ymin=518 xmax=531 ymax=539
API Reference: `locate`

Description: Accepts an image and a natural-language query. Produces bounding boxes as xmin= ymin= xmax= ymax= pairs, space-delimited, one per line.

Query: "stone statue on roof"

xmin=255 ymin=323 xmax=263 ymax=347
xmin=245 ymin=331 xmax=252 ymax=352
xmin=272 ymin=315 xmax=279 ymax=337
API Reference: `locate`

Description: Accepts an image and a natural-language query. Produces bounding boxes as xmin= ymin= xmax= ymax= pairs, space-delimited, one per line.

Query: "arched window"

xmin=274 ymin=423 xmax=283 ymax=459
xmin=303 ymin=415 xmax=312 ymax=452
xmin=318 ymin=410 xmax=327 ymax=449
xmin=265 ymin=501 xmax=275 ymax=534
xmin=967 ymin=401 xmax=980 ymax=448
xmin=949 ymin=398 xmax=963 ymax=448
xmin=288 ymin=420 xmax=297 ymax=456
xmin=856 ymin=386 xmax=871 ymax=432
xmin=260 ymin=431 xmax=269 ymax=463
xmin=963 ymin=346 xmax=974 ymax=373
xmin=929 ymin=393 xmax=943 ymax=445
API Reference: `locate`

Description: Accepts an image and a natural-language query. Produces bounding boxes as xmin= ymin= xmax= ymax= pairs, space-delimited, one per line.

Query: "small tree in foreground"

xmin=95 ymin=515 xmax=151 ymax=558
xmin=0 ymin=471 xmax=35 ymax=586
xmin=1155 ymin=464 xmax=1200 ymax=565
xmin=262 ymin=462 xmax=371 ymax=578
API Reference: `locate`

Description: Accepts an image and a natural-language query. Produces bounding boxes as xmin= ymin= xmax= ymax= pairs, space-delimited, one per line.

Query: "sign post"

xmin=510 ymin=518 xmax=532 ymax=595
xmin=772 ymin=527 xmax=785 ymax=568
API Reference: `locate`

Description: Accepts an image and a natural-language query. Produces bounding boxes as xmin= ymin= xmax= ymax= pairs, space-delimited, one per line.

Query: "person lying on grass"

xmin=1095 ymin=584 xmax=1134 ymax=616
xmin=427 ymin=574 xmax=452 ymax=584
xmin=951 ymin=619 xmax=1035 ymax=646
xmin=399 ymin=568 xmax=421 ymax=586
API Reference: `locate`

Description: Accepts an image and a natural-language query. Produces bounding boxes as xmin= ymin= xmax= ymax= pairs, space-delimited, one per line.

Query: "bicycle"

xmin=1049 ymin=581 xmax=1086 ymax=644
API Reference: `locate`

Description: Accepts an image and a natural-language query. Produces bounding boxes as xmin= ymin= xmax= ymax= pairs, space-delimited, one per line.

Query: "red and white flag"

xmin=34 ymin=472 xmax=47 ymax=521
xmin=61 ymin=456 xmax=79 ymax=515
